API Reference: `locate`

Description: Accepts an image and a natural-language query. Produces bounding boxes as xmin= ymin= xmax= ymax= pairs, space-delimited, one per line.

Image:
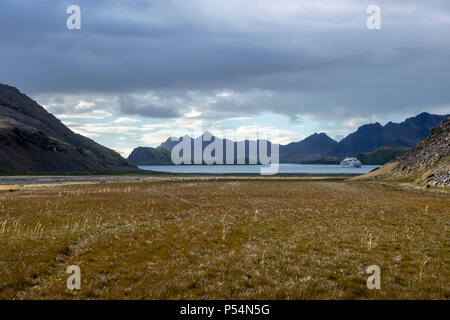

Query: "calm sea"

xmin=138 ymin=164 xmax=379 ymax=174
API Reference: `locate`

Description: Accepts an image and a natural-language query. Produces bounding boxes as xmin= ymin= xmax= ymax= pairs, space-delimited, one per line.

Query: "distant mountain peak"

xmin=309 ymin=132 xmax=325 ymax=137
xmin=413 ymin=111 xmax=431 ymax=118
xmin=310 ymin=132 xmax=333 ymax=138
xmin=279 ymin=132 xmax=338 ymax=163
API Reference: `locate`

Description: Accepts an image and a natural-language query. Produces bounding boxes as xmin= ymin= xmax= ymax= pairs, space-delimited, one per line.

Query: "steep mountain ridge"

xmin=328 ymin=112 xmax=449 ymax=157
xmin=128 ymin=132 xmax=338 ymax=165
xmin=0 ymin=84 xmax=137 ymax=174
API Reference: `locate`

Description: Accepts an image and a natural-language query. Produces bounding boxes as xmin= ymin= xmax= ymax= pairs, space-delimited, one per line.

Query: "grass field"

xmin=0 ymin=177 xmax=448 ymax=299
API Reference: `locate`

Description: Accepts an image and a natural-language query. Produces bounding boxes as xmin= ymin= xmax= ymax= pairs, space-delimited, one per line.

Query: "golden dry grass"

xmin=0 ymin=178 xmax=448 ymax=299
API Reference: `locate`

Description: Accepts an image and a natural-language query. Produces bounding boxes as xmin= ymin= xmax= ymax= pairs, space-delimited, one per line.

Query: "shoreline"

xmin=0 ymin=173 xmax=359 ymax=189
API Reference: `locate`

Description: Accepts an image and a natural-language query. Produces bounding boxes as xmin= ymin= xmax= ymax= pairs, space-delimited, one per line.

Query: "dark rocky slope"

xmin=393 ymin=117 xmax=450 ymax=186
xmin=353 ymin=145 xmax=409 ymax=165
xmin=0 ymin=84 xmax=137 ymax=174
xmin=128 ymin=147 xmax=172 ymax=165
xmin=356 ymin=117 xmax=450 ymax=187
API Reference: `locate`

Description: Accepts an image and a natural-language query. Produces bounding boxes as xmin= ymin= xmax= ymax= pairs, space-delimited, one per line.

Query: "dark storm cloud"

xmin=1 ymin=0 xmax=450 ymax=120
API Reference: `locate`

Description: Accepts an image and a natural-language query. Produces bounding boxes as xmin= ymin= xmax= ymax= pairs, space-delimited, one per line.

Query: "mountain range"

xmin=327 ymin=112 xmax=449 ymax=157
xmin=0 ymin=84 xmax=137 ymax=174
xmin=128 ymin=112 xmax=449 ymax=166
xmin=147 ymin=132 xmax=342 ymax=165
xmin=0 ymin=83 xmax=448 ymax=172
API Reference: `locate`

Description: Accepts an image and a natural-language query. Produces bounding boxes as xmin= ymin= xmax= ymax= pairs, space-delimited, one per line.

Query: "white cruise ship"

xmin=340 ymin=157 xmax=362 ymax=168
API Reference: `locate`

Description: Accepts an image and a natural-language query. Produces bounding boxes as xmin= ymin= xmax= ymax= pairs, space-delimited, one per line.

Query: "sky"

xmin=1 ymin=0 xmax=450 ymax=156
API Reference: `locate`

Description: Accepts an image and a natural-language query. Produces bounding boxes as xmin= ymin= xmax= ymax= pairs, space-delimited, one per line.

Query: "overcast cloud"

xmin=1 ymin=0 xmax=449 ymax=153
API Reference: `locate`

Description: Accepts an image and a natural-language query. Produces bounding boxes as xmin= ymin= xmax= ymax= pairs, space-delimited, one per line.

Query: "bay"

xmin=139 ymin=164 xmax=380 ymax=174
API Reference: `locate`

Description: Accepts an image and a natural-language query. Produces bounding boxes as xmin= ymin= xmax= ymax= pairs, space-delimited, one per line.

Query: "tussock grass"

xmin=0 ymin=179 xmax=448 ymax=299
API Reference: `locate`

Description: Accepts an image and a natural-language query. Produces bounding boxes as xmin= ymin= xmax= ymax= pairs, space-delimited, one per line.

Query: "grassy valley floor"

xmin=0 ymin=177 xmax=448 ymax=299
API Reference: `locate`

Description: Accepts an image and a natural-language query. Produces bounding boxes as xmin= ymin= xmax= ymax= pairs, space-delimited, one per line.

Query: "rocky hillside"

xmin=128 ymin=147 xmax=172 ymax=165
xmin=353 ymin=145 xmax=409 ymax=165
xmin=357 ymin=117 xmax=450 ymax=187
xmin=0 ymin=84 xmax=137 ymax=174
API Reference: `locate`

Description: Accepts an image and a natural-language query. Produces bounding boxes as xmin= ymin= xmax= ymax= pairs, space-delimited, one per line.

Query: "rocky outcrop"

xmin=394 ymin=117 xmax=450 ymax=186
